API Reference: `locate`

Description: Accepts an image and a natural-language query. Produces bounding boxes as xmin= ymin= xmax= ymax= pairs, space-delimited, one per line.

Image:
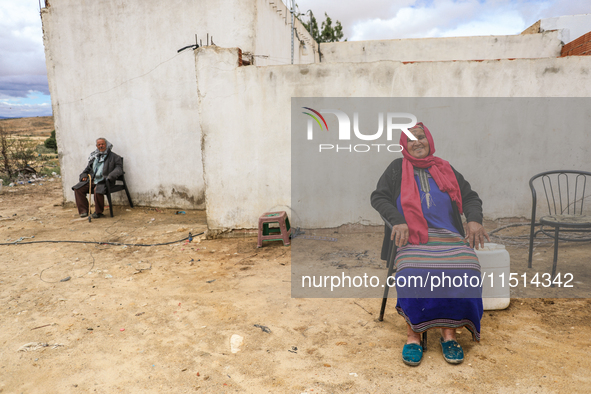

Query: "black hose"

xmin=0 ymin=232 xmax=204 ymax=247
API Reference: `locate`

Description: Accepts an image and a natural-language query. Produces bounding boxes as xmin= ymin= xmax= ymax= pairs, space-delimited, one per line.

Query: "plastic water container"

xmin=475 ymin=243 xmax=511 ymax=310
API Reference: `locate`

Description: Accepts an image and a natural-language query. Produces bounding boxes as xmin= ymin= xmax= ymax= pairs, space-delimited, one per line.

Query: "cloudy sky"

xmin=0 ymin=0 xmax=589 ymax=118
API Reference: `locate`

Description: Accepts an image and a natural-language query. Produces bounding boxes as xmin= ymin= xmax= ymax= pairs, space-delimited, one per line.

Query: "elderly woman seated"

xmin=371 ymin=123 xmax=489 ymax=366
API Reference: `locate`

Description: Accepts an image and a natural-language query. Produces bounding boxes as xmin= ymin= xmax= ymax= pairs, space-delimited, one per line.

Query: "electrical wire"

xmin=0 ymin=232 xmax=204 ymax=247
xmin=488 ymin=222 xmax=536 ymax=235
xmin=59 ymin=51 xmax=189 ymax=106
xmin=40 ymin=251 xmax=96 ymax=284
xmin=488 ymin=222 xmax=591 ymax=247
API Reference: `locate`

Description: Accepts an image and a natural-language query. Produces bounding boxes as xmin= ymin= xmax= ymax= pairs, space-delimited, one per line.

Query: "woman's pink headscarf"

xmin=399 ymin=123 xmax=463 ymax=244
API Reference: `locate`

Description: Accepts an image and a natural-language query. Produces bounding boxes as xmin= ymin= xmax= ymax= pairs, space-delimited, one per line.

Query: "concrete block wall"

xmin=41 ymin=0 xmax=318 ymax=209
xmin=195 ymin=46 xmax=591 ymax=230
xmin=42 ymin=0 xmax=225 ymax=209
xmin=320 ymin=31 xmax=564 ymax=64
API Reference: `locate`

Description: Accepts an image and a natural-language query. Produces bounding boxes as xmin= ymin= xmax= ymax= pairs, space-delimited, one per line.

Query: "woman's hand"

xmin=391 ymin=223 xmax=410 ymax=247
xmin=464 ymin=222 xmax=491 ymax=250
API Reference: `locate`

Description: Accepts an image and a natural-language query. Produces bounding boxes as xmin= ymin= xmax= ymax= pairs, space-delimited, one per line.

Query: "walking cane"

xmin=88 ymin=173 xmax=92 ymax=222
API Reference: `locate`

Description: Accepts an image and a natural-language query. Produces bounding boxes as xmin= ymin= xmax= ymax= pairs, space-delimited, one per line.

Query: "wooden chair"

xmin=105 ymin=158 xmax=134 ymax=217
xmin=378 ymin=217 xmax=427 ymax=351
xmin=528 ymin=170 xmax=591 ymax=279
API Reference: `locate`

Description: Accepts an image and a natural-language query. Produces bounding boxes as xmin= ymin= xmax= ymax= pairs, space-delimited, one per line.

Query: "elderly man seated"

xmin=72 ymin=138 xmax=123 ymax=218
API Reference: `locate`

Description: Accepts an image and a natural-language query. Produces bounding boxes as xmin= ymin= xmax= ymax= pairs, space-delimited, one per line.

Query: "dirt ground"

xmin=1 ymin=179 xmax=590 ymax=394
xmin=0 ymin=117 xmax=54 ymax=136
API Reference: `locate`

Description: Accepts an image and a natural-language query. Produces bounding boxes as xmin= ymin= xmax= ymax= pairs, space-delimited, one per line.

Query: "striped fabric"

xmin=394 ymin=228 xmax=484 ymax=341
xmin=395 ymin=229 xmax=481 ymax=271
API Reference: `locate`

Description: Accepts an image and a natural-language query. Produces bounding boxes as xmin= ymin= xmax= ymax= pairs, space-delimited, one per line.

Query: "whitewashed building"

xmin=42 ymin=3 xmax=591 ymax=232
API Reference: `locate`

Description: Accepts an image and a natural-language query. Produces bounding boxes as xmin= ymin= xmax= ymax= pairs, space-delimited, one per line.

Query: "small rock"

xmin=230 ymin=334 xmax=244 ymax=353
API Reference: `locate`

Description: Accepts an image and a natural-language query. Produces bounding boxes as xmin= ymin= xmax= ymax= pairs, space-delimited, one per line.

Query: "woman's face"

xmin=407 ymin=127 xmax=430 ymax=159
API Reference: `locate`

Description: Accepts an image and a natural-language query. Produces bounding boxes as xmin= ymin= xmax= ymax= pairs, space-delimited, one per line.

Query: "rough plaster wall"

xmin=196 ymin=47 xmax=591 ymax=230
xmin=195 ymin=47 xmax=292 ymax=230
xmin=41 ymin=0 xmax=258 ymax=209
xmin=252 ymin=0 xmax=318 ymax=66
xmin=320 ymin=31 xmax=564 ymax=63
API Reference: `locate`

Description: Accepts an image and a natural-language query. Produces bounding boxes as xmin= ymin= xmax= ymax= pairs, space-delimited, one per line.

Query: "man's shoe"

xmin=91 ymin=212 xmax=105 ymax=219
xmin=80 ymin=213 xmax=88 ymax=218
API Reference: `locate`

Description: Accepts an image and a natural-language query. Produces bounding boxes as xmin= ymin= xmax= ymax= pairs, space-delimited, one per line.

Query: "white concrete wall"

xmin=540 ymin=14 xmax=591 ymax=44
xmin=41 ymin=0 xmax=317 ymax=208
xmin=252 ymin=0 xmax=318 ymax=66
xmin=320 ymin=31 xmax=564 ymax=63
xmin=196 ymin=46 xmax=591 ymax=230
xmin=195 ymin=47 xmax=293 ymax=230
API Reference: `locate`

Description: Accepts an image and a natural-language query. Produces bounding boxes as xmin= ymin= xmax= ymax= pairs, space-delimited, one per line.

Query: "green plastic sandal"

xmin=402 ymin=343 xmax=423 ymax=366
xmin=440 ymin=338 xmax=464 ymax=364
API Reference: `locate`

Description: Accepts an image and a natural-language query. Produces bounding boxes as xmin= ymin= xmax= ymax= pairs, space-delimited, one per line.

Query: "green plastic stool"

xmin=257 ymin=211 xmax=291 ymax=247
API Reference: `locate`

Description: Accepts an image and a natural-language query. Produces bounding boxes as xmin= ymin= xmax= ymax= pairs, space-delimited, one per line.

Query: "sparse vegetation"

xmin=0 ymin=122 xmax=14 ymax=180
xmin=0 ymin=119 xmax=59 ymax=183
xmin=0 ymin=116 xmax=54 ymax=136
xmin=11 ymin=137 xmax=38 ymax=169
xmin=38 ymin=163 xmax=60 ymax=178
xmin=37 ymin=143 xmax=57 ymax=155
xmin=44 ymin=129 xmax=57 ymax=151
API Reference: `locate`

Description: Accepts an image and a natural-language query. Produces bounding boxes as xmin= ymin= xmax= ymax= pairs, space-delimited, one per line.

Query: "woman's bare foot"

xmin=441 ymin=327 xmax=456 ymax=341
xmin=407 ymin=324 xmax=421 ymax=345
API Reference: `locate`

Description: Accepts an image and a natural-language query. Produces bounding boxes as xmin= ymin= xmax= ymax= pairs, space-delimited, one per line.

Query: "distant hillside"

xmin=0 ymin=116 xmax=54 ymax=136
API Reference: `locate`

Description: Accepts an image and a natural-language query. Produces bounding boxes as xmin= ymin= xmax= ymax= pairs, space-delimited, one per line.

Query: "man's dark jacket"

xmin=370 ymin=158 xmax=484 ymax=260
xmin=72 ymin=151 xmax=123 ymax=196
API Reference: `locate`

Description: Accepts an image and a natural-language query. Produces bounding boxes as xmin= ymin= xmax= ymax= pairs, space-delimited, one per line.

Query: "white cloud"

xmin=1 ymin=0 xmax=590 ymax=118
xmin=291 ymin=0 xmax=416 ymax=40
xmin=350 ymin=1 xmax=530 ymax=40
xmin=0 ymin=0 xmax=45 ymax=75
xmin=292 ymin=0 xmax=591 ymax=41
xmin=0 ymin=0 xmax=48 ymax=116
xmin=440 ymin=18 xmax=525 ymax=38
xmin=0 ymin=100 xmax=51 ymax=118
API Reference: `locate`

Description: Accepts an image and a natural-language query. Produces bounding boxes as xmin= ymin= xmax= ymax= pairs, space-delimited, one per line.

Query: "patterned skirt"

xmin=394 ymin=228 xmax=483 ymax=341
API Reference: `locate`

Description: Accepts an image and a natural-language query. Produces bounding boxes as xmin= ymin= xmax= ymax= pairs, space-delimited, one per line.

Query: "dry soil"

xmin=1 ymin=179 xmax=590 ymax=393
